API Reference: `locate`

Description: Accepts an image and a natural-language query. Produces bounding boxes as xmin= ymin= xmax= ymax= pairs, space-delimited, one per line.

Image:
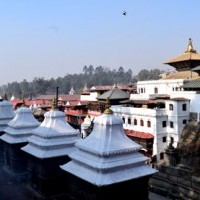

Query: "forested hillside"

xmin=0 ymin=66 xmax=164 ymax=99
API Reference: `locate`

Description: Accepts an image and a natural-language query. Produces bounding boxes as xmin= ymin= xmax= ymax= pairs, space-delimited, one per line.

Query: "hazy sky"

xmin=0 ymin=0 xmax=200 ymax=85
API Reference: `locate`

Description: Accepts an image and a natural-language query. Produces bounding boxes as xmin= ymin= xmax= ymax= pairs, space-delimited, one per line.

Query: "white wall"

xmin=111 ymin=98 xmax=190 ymax=157
xmin=171 ymin=91 xmax=200 ymax=114
xmin=136 ymin=79 xmax=185 ymax=95
xmin=80 ymin=92 xmax=98 ymax=101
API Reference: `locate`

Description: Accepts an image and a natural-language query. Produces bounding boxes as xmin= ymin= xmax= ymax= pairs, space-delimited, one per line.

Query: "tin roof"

xmin=97 ymin=86 xmax=130 ymax=100
xmin=125 ymin=130 xmax=154 ymax=139
xmin=182 ymin=78 xmax=200 ymax=89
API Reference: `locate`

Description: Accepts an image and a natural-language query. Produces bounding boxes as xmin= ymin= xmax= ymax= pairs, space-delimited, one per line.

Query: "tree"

xmin=0 ymin=66 xmax=167 ymax=98
xmin=82 ymin=65 xmax=88 ymax=75
xmin=149 ymin=69 xmax=163 ymax=80
xmin=32 ymin=77 xmax=48 ymax=95
xmin=20 ymin=79 xmax=30 ymax=98
xmin=88 ymin=65 xmax=94 ymax=75
xmin=137 ymin=69 xmax=150 ymax=81
xmin=118 ymin=66 xmax=125 ymax=74
xmin=94 ymin=66 xmax=104 ymax=74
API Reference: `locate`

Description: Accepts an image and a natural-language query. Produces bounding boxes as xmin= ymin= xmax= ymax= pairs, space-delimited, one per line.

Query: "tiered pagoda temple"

xmin=164 ymin=38 xmax=200 ymax=72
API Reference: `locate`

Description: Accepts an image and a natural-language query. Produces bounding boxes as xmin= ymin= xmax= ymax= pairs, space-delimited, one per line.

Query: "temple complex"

xmin=146 ymin=39 xmax=200 ymax=199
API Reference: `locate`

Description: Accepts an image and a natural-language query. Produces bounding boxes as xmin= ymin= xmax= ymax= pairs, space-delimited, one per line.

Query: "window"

xmin=162 ymin=137 xmax=166 ymax=143
xmin=140 ymin=119 xmax=144 ymax=126
xmin=162 ymin=121 xmax=167 ymax=127
xmin=147 ymin=120 xmax=151 ymax=127
xmin=144 ymin=88 xmax=146 ymax=93
xmin=160 ymin=152 xmax=164 ymax=160
xmin=141 ymin=88 xmax=143 ymax=93
xmin=183 ymin=119 xmax=187 ymax=124
xmin=170 ymin=121 xmax=174 ymax=128
xmin=154 ymin=87 xmax=158 ymax=94
xmin=128 ymin=117 xmax=131 ymax=125
xmin=170 ymin=137 xmax=174 ymax=144
xmin=122 ymin=117 xmax=125 ymax=123
xmin=134 ymin=119 xmax=137 ymax=125
xmin=169 ymin=104 xmax=173 ymax=111
xmin=182 ymin=104 xmax=187 ymax=111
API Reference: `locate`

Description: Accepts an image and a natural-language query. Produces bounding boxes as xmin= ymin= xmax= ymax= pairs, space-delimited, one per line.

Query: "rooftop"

xmin=61 ymin=110 xmax=156 ymax=186
xmin=0 ymin=106 xmax=40 ymax=144
xmin=22 ymin=109 xmax=79 ymax=159
xmin=164 ymin=38 xmax=200 ymax=70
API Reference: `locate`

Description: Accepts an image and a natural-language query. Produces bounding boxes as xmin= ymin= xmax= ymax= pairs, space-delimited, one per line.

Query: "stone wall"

xmin=150 ymin=162 xmax=200 ymax=199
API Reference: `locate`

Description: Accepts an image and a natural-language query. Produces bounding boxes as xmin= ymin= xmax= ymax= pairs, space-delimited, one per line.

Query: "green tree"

xmin=137 ymin=69 xmax=150 ymax=81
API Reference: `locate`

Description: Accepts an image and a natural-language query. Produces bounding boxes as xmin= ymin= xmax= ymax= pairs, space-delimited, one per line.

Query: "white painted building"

xmin=135 ymin=79 xmax=185 ymax=98
xmin=111 ymin=96 xmax=190 ymax=159
xmin=135 ymin=79 xmax=200 ymax=120
xmin=110 ymin=39 xmax=200 ymax=160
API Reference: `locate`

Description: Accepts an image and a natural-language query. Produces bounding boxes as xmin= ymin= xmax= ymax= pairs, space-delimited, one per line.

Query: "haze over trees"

xmin=0 ymin=66 xmax=164 ymax=99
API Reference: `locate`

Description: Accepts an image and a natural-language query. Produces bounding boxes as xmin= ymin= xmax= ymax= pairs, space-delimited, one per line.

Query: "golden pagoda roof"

xmin=164 ymin=38 xmax=200 ymax=70
xmin=161 ymin=70 xmax=199 ymax=80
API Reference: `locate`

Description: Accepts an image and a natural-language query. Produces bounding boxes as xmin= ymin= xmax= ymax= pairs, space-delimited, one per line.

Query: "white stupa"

xmin=0 ymin=106 xmax=40 ymax=144
xmin=21 ymin=103 xmax=80 ymax=159
xmin=69 ymin=86 xmax=75 ymax=95
xmin=10 ymin=94 xmax=15 ymax=101
xmin=60 ymin=103 xmax=157 ymax=186
xmin=0 ymin=99 xmax=15 ymax=132
xmin=81 ymin=115 xmax=92 ymax=138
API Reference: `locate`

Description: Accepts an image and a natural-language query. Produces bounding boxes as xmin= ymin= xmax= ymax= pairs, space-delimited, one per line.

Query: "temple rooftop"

xmin=61 ymin=106 xmax=156 ymax=186
xmin=0 ymin=100 xmax=15 ymax=132
xmin=21 ymin=108 xmax=79 ymax=159
xmin=0 ymin=106 xmax=40 ymax=144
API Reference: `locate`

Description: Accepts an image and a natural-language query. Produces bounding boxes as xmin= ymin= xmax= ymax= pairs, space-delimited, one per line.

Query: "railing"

xmin=111 ymin=106 xmax=167 ymax=117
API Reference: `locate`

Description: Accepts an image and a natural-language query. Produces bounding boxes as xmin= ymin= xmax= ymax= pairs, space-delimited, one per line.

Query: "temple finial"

xmin=21 ymin=98 xmax=26 ymax=106
xmin=4 ymin=93 xmax=8 ymax=100
xmin=104 ymin=98 xmax=113 ymax=114
xmin=185 ymin=38 xmax=197 ymax=53
xmin=113 ymin=83 xmax=117 ymax=89
xmin=52 ymin=98 xmax=57 ymax=110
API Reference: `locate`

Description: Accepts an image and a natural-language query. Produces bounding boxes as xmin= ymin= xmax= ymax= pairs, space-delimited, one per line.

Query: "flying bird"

xmin=122 ymin=11 xmax=127 ymax=15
